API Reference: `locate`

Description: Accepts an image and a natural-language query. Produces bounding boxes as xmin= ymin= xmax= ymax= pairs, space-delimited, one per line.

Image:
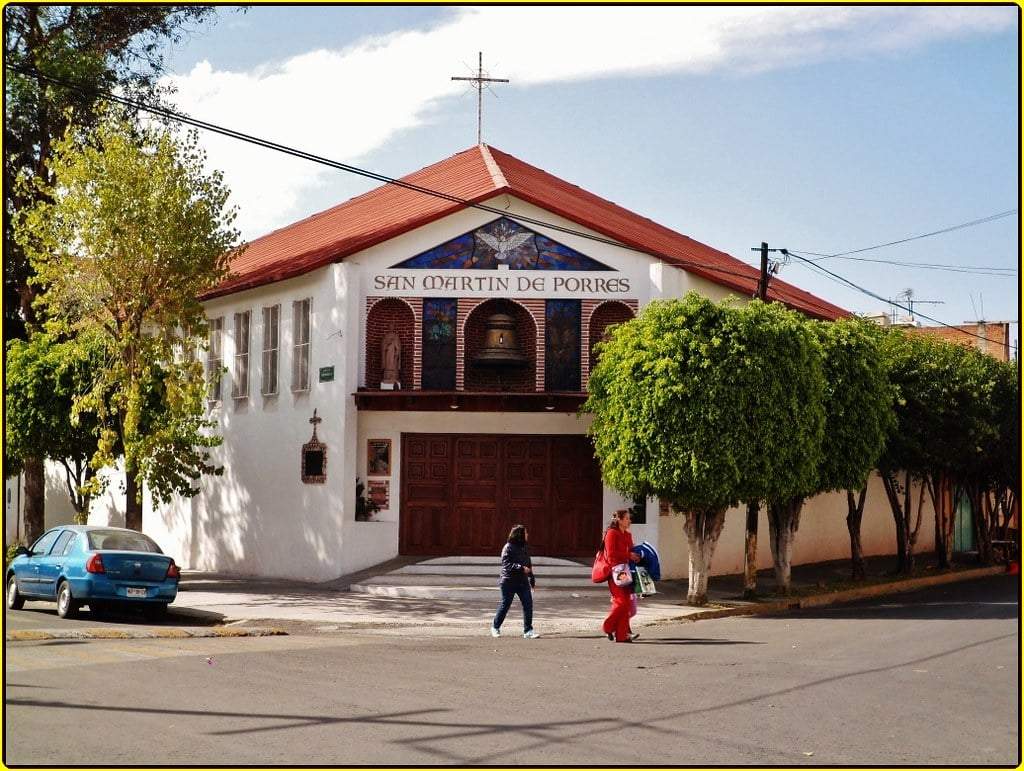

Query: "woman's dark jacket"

xmin=500 ymin=541 xmax=535 ymax=587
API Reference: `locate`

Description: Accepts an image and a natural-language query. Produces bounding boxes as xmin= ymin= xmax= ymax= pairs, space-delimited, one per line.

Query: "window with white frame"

xmin=261 ymin=304 xmax=280 ymax=396
xmin=232 ymin=310 xmax=251 ymax=399
xmin=206 ymin=317 xmax=224 ymax=402
xmin=291 ymin=298 xmax=311 ymax=392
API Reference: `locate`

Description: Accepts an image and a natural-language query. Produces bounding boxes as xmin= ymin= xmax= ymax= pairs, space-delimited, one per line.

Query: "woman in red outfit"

xmin=601 ymin=509 xmax=642 ymax=643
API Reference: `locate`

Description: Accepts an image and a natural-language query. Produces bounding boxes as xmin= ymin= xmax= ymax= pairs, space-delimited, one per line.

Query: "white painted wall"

xmin=112 ymin=265 xmax=360 ymax=582
xmin=656 ymin=472 xmax=937 ymax=580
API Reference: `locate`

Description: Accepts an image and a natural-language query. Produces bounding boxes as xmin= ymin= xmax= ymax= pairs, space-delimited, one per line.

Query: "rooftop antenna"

xmin=451 ymin=52 xmax=509 ymax=145
xmin=894 ymin=287 xmax=944 ymax=323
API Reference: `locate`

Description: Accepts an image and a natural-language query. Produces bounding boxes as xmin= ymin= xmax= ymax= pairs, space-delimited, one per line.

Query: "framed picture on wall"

xmin=367 ymin=479 xmax=390 ymax=510
xmin=367 ymin=438 xmax=391 ymax=476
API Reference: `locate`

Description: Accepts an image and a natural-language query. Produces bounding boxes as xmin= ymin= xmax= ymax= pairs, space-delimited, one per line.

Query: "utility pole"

xmin=751 ymin=241 xmax=787 ymax=302
xmin=757 ymin=241 xmax=769 ymax=300
xmin=743 ymin=240 xmax=785 ymax=598
xmin=451 ymin=52 xmax=509 ymax=145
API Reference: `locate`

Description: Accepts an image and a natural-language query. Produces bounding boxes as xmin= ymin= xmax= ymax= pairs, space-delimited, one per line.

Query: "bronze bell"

xmin=474 ymin=313 xmax=527 ymax=366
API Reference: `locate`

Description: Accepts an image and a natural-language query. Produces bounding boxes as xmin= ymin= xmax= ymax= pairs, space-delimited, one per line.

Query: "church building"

xmin=129 ymin=144 xmax=850 ymax=582
xmin=19 ymin=144 xmax=921 ymax=583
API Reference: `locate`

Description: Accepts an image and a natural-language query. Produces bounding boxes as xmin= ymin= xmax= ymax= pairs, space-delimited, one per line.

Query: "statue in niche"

xmin=380 ymin=330 xmax=402 ymax=388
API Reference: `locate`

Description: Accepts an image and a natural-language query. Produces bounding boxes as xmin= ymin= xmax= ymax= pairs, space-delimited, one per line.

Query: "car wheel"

xmin=143 ymin=603 xmax=167 ymax=622
xmin=56 ymin=581 xmax=79 ymax=619
xmin=6 ymin=574 xmax=24 ymax=610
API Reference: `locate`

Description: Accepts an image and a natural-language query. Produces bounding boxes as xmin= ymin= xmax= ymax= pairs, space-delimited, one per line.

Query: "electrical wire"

xmin=792 ymin=209 xmax=1018 ymax=261
xmin=782 ymin=250 xmax=1016 ymax=351
xmin=19 ymin=65 xmax=1013 ymax=340
xmin=785 ymin=250 xmax=1015 ymax=276
xmin=10 ymin=65 xmax=768 ymax=291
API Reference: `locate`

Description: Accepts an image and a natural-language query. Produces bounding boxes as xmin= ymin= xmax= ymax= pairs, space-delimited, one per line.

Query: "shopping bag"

xmin=611 ymin=562 xmax=634 ymax=587
xmin=633 ymin=565 xmax=657 ymax=596
xmin=591 ymin=550 xmax=611 ymax=583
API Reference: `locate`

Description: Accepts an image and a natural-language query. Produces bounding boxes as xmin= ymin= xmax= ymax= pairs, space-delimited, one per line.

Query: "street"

xmin=4 ymin=576 xmax=1019 ymax=765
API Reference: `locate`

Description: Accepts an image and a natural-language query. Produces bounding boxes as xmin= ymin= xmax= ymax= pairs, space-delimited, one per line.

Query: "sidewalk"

xmin=168 ymin=555 xmax=1006 ymax=638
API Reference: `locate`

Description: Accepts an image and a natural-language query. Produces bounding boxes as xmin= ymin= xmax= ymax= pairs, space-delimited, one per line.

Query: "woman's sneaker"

xmin=523 ymin=630 xmax=540 ymax=639
xmin=490 ymin=627 xmax=501 ymax=637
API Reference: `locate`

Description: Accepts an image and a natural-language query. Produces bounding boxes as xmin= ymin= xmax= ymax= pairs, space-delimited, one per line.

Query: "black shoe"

xmin=606 ymin=632 xmax=614 ymax=641
xmin=629 ymin=632 xmax=640 ymax=641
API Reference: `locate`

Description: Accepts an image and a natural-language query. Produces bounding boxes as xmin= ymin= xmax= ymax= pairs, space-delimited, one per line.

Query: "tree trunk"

xmin=846 ymin=487 xmax=868 ymax=581
xmin=767 ymin=496 xmax=804 ymax=594
xmin=882 ymin=471 xmax=911 ymax=574
xmin=682 ymin=506 xmax=728 ymax=606
xmin=743 ymin=500 xmax=759 ymax=599
xmin=125 ymin=471 xmax=143 ymax=531
xmin=22 ymin=456 xmax=45 ymax=544
xmin=927 ymin=472 xmax=955 ymax=570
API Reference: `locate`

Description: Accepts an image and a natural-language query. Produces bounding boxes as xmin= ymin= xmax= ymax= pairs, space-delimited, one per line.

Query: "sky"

xmin=159 ymin=6 xmax=1019 ymax=348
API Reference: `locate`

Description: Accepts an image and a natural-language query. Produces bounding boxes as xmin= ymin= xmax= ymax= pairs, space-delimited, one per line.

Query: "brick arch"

xmin=463 ymin=298 xmax=538 ymax=392
xmin=588 ymin=300 xmax=635 ymax=374
xmin=366 ymin=298 xmax=415 ymax=389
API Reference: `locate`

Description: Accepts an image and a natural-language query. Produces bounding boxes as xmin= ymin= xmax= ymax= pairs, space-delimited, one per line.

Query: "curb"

xmin=6 ymin=626 xmax=288 ymax=642
xmin=664 ymin=566 xmax=1007 ymax=623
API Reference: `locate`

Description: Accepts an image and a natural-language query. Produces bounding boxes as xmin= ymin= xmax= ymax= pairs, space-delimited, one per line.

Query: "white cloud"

xmin=165 ymin=7 xmax=1014 ymax=239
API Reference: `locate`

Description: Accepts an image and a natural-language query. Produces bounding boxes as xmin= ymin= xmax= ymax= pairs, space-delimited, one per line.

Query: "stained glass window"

xmin=422 ymin=299 xmax=457 ymax=390
xmin=545 ymin=299 xmax=581 ymax=391
xmin=392 ymin=217 xmax=614 ymax=271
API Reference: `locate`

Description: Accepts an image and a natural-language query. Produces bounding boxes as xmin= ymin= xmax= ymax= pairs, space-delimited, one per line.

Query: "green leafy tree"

xmin=4 ymin=4 xmax=221 ymax=541
xmin=949 ymin=349 xmax=1018 ymax=566
xmin=876 ymin=331 xmax=1007 ymax=572
xmin=15 ymin=111 xmax=239 ymax=530
xmin=5 ymin=333 xmax=106 ymax=525
xmin=810 ymin=319 xmax=896 ymax=582
xmin=585 ymin=294 xmax=825 ymax=604
xmin=738 ymin=302 xmax=826 ymax=595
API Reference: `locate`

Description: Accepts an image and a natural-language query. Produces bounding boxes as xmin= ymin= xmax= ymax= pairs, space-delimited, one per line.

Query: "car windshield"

xmin=86 ymin=530 xmax=162 ymax=553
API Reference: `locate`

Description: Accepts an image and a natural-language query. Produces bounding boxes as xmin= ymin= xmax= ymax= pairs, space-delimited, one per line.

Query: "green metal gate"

xmin=953 ymin=495 xmax=975 ymax=552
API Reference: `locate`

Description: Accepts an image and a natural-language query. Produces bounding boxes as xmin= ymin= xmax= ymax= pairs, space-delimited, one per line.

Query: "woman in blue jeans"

xmin=491 ymin=524 xmax=540 ymax=639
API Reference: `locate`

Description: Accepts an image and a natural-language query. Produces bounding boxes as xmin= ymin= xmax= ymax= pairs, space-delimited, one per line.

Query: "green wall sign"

xmin=319 ymin=366 xmax=335 ymax=382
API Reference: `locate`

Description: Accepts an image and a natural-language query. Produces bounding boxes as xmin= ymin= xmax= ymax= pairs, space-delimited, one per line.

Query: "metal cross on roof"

xmin=451 ymin=52 xmax=509 ymax=145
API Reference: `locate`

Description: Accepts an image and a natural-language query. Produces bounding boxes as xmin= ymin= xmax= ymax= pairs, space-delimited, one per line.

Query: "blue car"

xmin=6 ymin=525 xmax=180 ymax=620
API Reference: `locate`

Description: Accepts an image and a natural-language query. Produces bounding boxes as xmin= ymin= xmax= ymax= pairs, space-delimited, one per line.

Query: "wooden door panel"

xmin=401 ymin=433 xmax=602 ymax=556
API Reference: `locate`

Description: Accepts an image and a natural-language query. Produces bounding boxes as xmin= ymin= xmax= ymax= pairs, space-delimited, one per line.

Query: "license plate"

xmin=126 ymin=587 xmax=147 ymax=598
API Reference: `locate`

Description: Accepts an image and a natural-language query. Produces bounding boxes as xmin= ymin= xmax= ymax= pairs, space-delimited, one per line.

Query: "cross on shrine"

xmin=309 ymin=408 xmax=322 ymax=438
xmin=451 ymin=52 xmax=509 ymax=145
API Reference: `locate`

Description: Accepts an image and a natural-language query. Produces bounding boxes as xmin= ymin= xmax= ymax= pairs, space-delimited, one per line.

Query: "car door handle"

xmin=53 ymin=564 xmax=61 ymax=569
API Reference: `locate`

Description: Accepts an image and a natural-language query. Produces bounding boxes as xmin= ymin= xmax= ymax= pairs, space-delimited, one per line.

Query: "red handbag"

xmin=591 ymin=549 xmax=611 ymax=583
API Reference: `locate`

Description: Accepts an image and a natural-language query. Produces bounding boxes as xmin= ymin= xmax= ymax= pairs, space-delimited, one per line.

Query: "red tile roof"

xmin=207 ymin=145 xmax=847 ymax=320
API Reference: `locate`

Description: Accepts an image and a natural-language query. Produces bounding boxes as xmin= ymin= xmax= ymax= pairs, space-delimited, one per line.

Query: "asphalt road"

xmin=4 ymin=598 xmax=221 ymax=630
xmin=4 ymin=575 xmax=1019 ymax=766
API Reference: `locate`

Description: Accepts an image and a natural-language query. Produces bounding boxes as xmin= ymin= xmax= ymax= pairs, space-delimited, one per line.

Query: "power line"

xmin=11 ymin=66 xmax=767 ymax=290
xmin=786 ymin=250 xmax=1015 ymax=276
xmin=781 ymin=249 xmax=1015 ymax=350
xmin=23 ymin=66 xmax=1010 ymax=335
xmin=791 ymin=209 xmax=1017 ymax=261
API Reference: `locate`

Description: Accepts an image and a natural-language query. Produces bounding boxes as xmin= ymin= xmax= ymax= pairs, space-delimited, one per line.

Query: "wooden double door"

xmin=399 ymin=433 xmax=603 ymax=556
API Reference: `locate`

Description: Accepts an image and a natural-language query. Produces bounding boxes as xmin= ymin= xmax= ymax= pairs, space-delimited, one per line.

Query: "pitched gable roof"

xmin=207 ymin=145 xmax=847 ymax=320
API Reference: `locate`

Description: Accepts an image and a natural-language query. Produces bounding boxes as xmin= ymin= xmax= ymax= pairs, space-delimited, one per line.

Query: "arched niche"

xmin=463 ymin=298 xmax=537 ymax=392
xmin=365 ymin=298 xmax=415 ymax=389
xmin=588 ymin=300 xmax=635 ymax=373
